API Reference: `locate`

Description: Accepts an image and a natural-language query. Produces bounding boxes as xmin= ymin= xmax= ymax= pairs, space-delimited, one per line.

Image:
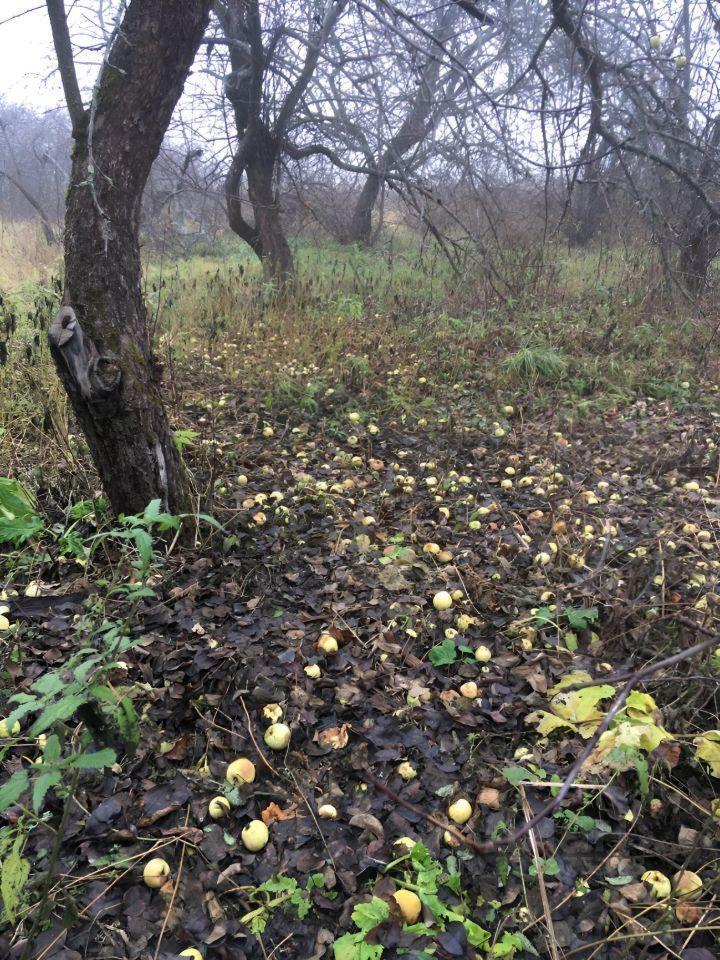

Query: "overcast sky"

xmin=0 ymin=1 xmax=99 ymax=113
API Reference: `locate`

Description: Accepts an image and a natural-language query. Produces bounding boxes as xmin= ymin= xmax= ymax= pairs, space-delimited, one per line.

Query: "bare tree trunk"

xmin=346 ymin=171 xmax=381 ymax=246
xmin=677 ymin=117 xmax=720 ymax=293
xmin=343 ymin=5 xmax=460 ymax=246
xmin=217 ymin=0 xmax=344 ymax=279
xmin=47 ymin=0 xmax=211 ymax=515
xmin=679 ymin=220 xmax=720 ymax=292
xmin=246 ymin=134 xmax=294 ymax=282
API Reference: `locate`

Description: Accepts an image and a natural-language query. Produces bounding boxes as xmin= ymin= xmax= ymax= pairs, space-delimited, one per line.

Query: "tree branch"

xmin=45 ymin=0 xmax=87 ymax=139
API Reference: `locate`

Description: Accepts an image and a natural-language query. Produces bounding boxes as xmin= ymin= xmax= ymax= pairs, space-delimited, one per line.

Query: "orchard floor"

xmin=2 ymin=248 xmax=720 ymax=960
xmin=3 ymin=342 xmax=720 ymax=960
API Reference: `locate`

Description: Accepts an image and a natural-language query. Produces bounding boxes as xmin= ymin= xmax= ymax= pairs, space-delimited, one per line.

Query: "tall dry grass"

xmin=0 ymin=219 xmax=61 ymax=290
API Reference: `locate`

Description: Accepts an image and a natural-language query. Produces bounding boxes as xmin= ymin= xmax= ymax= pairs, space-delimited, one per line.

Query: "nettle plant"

xmin=334 ymin=842 xmax=536 ymax=960
xmin=0 ymin=617 xmax=142 ymax=924
xmin=0 ymin=618 xmax=140 ymax=820
xmin=0 ymin=478 xmax=221 ymax=601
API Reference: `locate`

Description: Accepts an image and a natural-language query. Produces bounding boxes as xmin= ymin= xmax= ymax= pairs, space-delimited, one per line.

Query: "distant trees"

xmin=319 ymin=3 xmax=493 ymax=245
xmin=0 ymin=102 xmax=69 ymax=242
xmin=212 ymin=0 xmax=346 ymax=283
xmin=545 ymin=0 xmax=720 ymax=291
xmin=0 ymin=0 xmax=715 ymax=307
xmin=45 ymin=0 xmax=212 ymax=515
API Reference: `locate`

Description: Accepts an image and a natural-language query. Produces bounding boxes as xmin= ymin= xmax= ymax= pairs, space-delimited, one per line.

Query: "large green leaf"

xmin=1 ymin=835 xmax=30 ymax=923
xmin=0 ymin=477 xmax=44 ymax=545
xmin=0 ymin=770 xmax=28 ymax=813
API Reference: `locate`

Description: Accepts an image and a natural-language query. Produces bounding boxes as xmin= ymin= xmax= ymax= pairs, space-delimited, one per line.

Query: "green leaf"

xmin=29 ymin=693 xmax=86 ymax=736
xmin=563 ymin=630 xmax=578 ymax=652
xmin=143 ymin=499 xmax=162 ymax=524
xmin=0 ymin=770 xmax=28 ymax=813
xmin=117 ymin=697 xmax=140 ymax=756
xmin=74 ymin=655 xmax=102 ymax=681
xmin=501 ymin=766 xmax=535 ymax=785
xmin=260 ymin=876 xmax=298 ymax=894
xmin=172 ymin=429 xmax=199 ymax=453
xmin=529 ymin=856 xmax=559 ymax=878
xmin=532 ymin=607 xmax=556 ymax=627
xmin=491 ymin=931 xmax=539 ymax=957
xmin=334 ymin=934 xmax=383 ymax=960
xmin=68 ymin=748 xmax=116 ymax=770
xmin=132 ymin=528 xmax=154 ymax=569
xmin=195 ymin=512 xmax=223 ymax=531
xmin=351 ymin=897 xmax=390 ymax=933
xmin=1 ymin=834 xmax=30 ymax=923
xmin=566 ymin=606 xmax=598 ymax=630
xmin=428 ymin=638 xmax=458 ymax=667
xmin=464 ymin=919 xmax=490 ymax=948
xmin=307 ymin=873 xmax=326 ymax=891
xmin=0 ymin=477 xmax=44 ymax=546
xmin=42 ymin=734 xmax=61 ymax=763
xmin=295 ymin=895 xmax=312 ymax=919
xmin=32 ymin=769 xmax=62 ymax=813
xmin=32 ymin=672 xmax=65 ymax=696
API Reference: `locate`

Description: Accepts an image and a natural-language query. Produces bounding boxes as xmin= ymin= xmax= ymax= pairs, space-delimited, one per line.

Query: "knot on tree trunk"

xmin=49 ymin=305 xmax=122 ymax=413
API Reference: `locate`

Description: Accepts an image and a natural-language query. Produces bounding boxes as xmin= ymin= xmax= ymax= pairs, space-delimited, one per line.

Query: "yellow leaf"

xmin=625 ymin=691 xmax=660 ymax=722
xmin=551 ymin=685 xmax=615 ymax=723
xmin=526 ymin=710 xmax=578 ymax=737
xmin=694 ymin=731 xmax=720 ymax=777
xmin=549 ymin=671 xmax=594 ymax=695
xmin=585 ymin=721 xmax=670 ymax=770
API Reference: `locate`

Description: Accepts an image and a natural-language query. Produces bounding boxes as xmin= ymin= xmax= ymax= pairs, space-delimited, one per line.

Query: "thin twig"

xmin=363 ymin=622 xmax=718 ymax=856
xmin=518 ymin=785 xmax=561 ymax=960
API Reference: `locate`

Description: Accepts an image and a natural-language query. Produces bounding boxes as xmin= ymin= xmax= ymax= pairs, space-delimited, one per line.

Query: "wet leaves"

xmin=2 ymin=378 xmax=720 ymax=958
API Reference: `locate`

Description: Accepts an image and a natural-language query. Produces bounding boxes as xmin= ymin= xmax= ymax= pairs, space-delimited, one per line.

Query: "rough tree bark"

xmin=216 ymin=0 xmax=344 ymax=284
xmin=45 ymin=0 xmax=212 ymax=515
xmin=218 ymin=0 xmax=293 ymax=283
xmin=678 ymin=117 xmax=720 ymax=292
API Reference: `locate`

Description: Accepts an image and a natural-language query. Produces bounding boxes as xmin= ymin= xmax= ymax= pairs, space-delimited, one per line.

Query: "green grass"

xmin=1 ymin=231 xmax=719 ymax=495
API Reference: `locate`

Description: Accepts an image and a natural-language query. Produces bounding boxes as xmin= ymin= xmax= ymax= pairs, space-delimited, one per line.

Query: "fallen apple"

xmin=208 ymin=796 xmax=231 ymax=819
xmin=393 ymin=889 xmax=422 ymax=924
xmin=318 ymin=633 xmax=338 ymax=654
xmin=397 ymin=761 xmax=417 ymax=781
xmin=459 ymin=681 xmax=478 ymax=699
xmin=0 ymin=719 xmax=21 ymax=737
xmin=642 ymin=870 xmax=671 ymax=899
xmin=433 ymin=591 xmax=453 ymax=611
xmin=264 ymin=722 xmax=291 ymax=750
xmin=393 ymin=837 xmax=417 ymax=852
xmin=179 ymin=949 xmax=203 ymax=960
xmin=263 ymin=703 xmax=283 ymax=721
xmin=318 ymin=804 xmax=338 ymax=819
xmin=143 ymin=857 xmax=171 ymax=888
xmin=474 ymin=645 xmax=492 ymax=663
xmin=673 ymin=870 xmax=702 ymax=900
xmin=448 ymin=799 xmax=472 ymax=824
xmin=304 ymin=664 xmax=322 ymax=679
xmin=242 ymin=819 xmax=269 ymax=852
xmin=226 ymin=758 xmax=256 ymax=786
